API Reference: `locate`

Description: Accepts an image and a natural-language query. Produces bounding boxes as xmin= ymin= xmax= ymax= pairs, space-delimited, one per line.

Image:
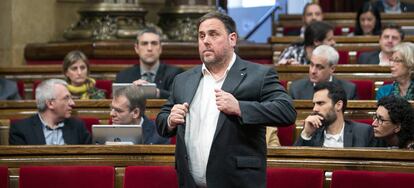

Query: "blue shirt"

xmin=38 ymin=114 xmax=65 ymax=145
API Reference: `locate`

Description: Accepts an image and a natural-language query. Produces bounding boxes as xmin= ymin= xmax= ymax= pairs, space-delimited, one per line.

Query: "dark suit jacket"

xmin=358 ymin=50 xmax=380 ymax=64
xmin=289 ymin=76 xmax=358 ymax=100
xmin=156 ymin=56 xmax=296 ymax=188
xmin=142 ymin=116 xmax=170 ymax=144
xmin=374 ymin=1 xmax=414 ymax=12
xmin=115 ymin=63 xmax=183 ymax=99
xmin=0 ymin=78 xmax=21 ymax=100
xmin=294 ymin=120 xmax=373 ymax=147
xmin=9 ymin=115 xmax=91 ymax=145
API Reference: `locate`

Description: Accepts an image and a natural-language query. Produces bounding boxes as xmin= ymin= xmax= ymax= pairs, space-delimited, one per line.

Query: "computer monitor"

xmin=92 ymin=125 xmax=143 ymax=145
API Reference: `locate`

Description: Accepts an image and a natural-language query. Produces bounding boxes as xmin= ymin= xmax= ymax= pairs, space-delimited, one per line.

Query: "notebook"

xmin=112 ymin=83 xmax=157 ymax=99
xmin=92 ymin=125 xmax=143 ymax=145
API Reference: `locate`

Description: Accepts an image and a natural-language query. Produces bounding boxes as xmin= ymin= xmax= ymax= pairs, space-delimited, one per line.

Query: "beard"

xmin=313 ymin=108 xmax=337 ymax=127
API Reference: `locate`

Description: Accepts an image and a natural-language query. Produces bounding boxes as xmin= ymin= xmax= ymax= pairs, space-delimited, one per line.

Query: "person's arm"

xmin=156 ymin=79 xmax=181 ymax=137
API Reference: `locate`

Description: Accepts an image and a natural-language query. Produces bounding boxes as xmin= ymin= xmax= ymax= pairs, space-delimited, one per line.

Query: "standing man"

xmin=156 ymin=12 xmax=296 ymax=188
xmin=289 ymin=45 xmax=357 ymax=100
xmin=294 ymin=82 xmax=373 ymax=147
xmin=9 ymin=79 xmax=91 ymax=145
xmin=358 ymin=23 xmax=404 ymax=65
xmin=115 ymin=27 xmax=183 ymax=99
xmin=110 ymin=85 xmax=169 ymax=144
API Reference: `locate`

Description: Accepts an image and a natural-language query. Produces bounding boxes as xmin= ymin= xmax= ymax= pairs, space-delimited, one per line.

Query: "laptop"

xmin=92 ymin=125 xmax=143 ymax=145
xmin=112 ymin=83 xmax=157 ymax=99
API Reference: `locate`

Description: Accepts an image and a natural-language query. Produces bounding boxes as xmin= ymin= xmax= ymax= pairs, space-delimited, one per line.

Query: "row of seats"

xmin=1 ymin=166 xmax=413 ymax=188
xmin=16 ymin=79 xmax=391 ymax=100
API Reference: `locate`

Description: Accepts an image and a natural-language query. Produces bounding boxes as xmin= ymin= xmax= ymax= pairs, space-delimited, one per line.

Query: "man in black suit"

xmin=110 ymin=85 xmax=169 ymax=144
xmin=289 ymin=45 xmax=357 ymax=100
xmin=115 ymin=27 xmax=183 ymax=99
xmin=358 ymin=23 xmax=404 ymax=65
xmin=294 ymin=82 xmax=373 ymax=147
xmin=9 ymin=79 xmax=91 ymax=145
xmin=156 ymin=12 xmax=296 ymax=188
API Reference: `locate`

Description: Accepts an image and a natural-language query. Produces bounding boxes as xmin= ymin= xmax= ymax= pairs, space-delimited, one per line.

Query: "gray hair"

xmin=312 ymin=45 xmax=339 ymax=65
xmin=36 ymin=79 xmax=68 ymax=112
xmin=113 ymin=85 xmax=146 ymax=117
xmin=393 ymin=42 xmax=414 ymax=78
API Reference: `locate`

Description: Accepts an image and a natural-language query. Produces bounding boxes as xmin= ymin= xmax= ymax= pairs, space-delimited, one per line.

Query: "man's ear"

xmin=134 ymin=43 xmax=140 ymax=55
xmin=131 ymin=108 xmax=141 ymax=119
xmin=335 ymin=100 xmax=343 ymax=112
xmin=46 ymin=99 xmax=55 ymax=110
xmin=229 ymin=32 xmax=237 ymax=47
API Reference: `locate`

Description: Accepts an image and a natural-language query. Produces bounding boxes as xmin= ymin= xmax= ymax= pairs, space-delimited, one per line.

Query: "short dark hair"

xmin=354 ymin=2 xmax=382 ymax=36
xmin=197 ymin=11 xmax=237 ymax=35
xmin=314 ymin=82 xmax=348 ymax=113
xmin=378 ymin=95 xmax=414 ymax=148
xmin=304 ymin=21 xmax=334 ymax=47
xmin=136 ymin=27 xmax=162 ymax=44
xmin=381 ymin=23 xmax=405 ymax=40
xmin=113 ymin=86 xmax=146 ymax=117
xmin=302 ymin=3 xmax=322 ymax=16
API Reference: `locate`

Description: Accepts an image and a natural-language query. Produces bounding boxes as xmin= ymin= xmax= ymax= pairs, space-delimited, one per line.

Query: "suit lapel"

xmin=154 ymin=63 xmax=165 ymax=86
xmin=62 ymin=119 xmax=75 ymax=144
xmin=32 ymin=115 xmax=47 ymax=144
xmin=184 ymin=67 xmax=203 ymax=105
xmin=343 ymin=121 xmax=353 ymax=147
xmin=213 ymin=58 xmax=247 ymax=139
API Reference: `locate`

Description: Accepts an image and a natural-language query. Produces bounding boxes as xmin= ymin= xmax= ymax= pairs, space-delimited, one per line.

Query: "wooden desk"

xmin=1 ymin=145 xmax=414 ymax=188
xmin=269 ymin=36 xmax=414 ymax=44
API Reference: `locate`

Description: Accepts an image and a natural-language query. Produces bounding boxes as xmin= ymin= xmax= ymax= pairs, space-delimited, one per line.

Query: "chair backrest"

xmin=267 ymin=167 xmax=324 ymax=188
xmin=19 ymin=166 xmax=114 ymax=188
xmin=16 ymin=80 xmax=25 ymax=99
xmin=124 ymin=166 xmax=178 ymax=188
xmin=350 ymin=80 xmax=374 ymax=100
xmin=0 ymin=166 xmax=8 ymax=188
xmin=337 ymin=51 xmax=350 ymax=64
xmin=353 ymin=119 xmax=374 ymax=126
xmin=330 ymin=170 xmax=414 ymax=188
xmin=79 ymin=117 xmax=100 ymax=134
xmin=32 ymin=80 xmax=42 ymax=99
xmin=277 ymin=124 xmax=295 ymax=146
xmin=95 ymin=79 xmax=112 ymax=99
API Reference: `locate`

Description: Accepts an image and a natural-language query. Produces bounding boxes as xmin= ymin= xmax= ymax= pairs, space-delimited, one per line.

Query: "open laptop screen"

xmin=92 ymin=125 xmax=143 ymax=145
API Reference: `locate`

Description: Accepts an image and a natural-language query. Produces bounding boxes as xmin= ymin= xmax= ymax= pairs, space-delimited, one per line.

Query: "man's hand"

xmin=215 ymin=89 xmax=241 ymax=116
xmin=168 ymin=103 xmax=189 ymax=130
xmin=133 ymin=79 xmax=149 ymax=86
xmin=302 ymin=114 xmax=324 ymax=138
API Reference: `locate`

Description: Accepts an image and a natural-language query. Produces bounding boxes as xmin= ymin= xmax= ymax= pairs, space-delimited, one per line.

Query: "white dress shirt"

xmin=300 ymin=122 xmax=345 ymax=148
xmin=185 ymin=53 xmax=236 ymax=187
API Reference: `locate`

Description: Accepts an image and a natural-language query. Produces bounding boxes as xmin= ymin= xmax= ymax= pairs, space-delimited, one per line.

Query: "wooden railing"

xmin=1 ymin=145 xmax=414 ymax=188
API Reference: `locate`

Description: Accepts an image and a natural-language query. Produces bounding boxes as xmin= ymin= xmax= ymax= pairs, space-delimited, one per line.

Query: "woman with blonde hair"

xmin=376 ymin=42 xmax=414 ymax=100
xmin=63 ymin=50 xmax=105 ymax=99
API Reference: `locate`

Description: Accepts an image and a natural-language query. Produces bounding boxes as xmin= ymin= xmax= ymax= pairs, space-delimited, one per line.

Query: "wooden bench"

xmin=1 ymin=145 xmax=414 ymax=188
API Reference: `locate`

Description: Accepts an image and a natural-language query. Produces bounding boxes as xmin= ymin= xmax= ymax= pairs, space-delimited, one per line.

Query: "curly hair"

xmin=378 ymin=95 xmax=414 ymax=148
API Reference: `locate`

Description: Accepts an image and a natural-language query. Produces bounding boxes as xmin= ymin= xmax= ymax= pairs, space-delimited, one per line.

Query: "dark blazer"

xmin=289 ymin=76 xmax=358 ymax=100
xmin=374 ymin=1 xmax=414 ymax=12
xmin=156 ymin=56 xmax=296 ymax=188
xmin=294 ymin=120 xmax=373 ymax=147
xmin=358 ymin=50 xmax=380 ymax=64
xmin=115 ymin=63 xmax=183 ymax=99
xmin=9 ymin=115 xmax=91 ymax=145
xmin=142 ymin=115 xmax=170 ymax=144
xmin=0 ymin=78 xmax=21 ymax=100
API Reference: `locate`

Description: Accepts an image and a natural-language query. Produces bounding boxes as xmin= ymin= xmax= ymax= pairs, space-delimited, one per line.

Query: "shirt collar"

xmin=201 ymin=52 xmax=236 ymax=78
xmin=324 ymin=122 xmax=345 ymax=142
xmin=140 ymin=61 xmax=160 ymax=76
xmin=38 ymin=113 xmax=64 ymax=130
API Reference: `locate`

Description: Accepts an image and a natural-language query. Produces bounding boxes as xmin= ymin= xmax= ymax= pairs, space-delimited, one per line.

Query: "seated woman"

xmin=351 ymin=2 xmax=382 ymax=36
xmin=376 ymin=42 xmax=414 ymax=100
xmin=371 ymin=95 xmax=414 ymax=149
xmin=63 ymin=50 xmax=105 ymax=99
xmin=276 ymin=21 xmax=335 ymax=65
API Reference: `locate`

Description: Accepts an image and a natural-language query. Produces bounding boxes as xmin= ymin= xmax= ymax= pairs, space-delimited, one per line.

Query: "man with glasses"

xmin=110 ymin=85 xmax=169 ymax=144
xmin=371 ymin=95 xmax=414 ymax=149
xmin=9 ymin=79 xmax=91 ymax=145
xmin=115 ymin=27 xmax=183 ymax=99
xmin=289 ymin=45 xmax=357 ymax=99
xmin=295 ymin=82 xmax=373 ymax=147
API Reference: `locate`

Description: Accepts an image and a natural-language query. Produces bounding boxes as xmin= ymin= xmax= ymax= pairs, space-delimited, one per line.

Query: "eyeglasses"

xmin=372 ymin=114 xmax=391 ymax=125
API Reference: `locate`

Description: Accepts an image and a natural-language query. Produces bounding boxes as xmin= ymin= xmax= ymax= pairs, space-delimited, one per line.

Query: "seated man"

xmin=277 ymin=21 xmax=335 ymax=65
xmin=289 ymin=45 xmax=357 ymax=99
xmin=285 ymin=2 xmax=324 ymax=37
xmin=358 ymin=23 xmax=404 ymax=65
xmin=115 ymin=27 xmax=183 ymax=99
xmin=111 ymin=85 xmax=169 ymax=144
xmin=294 ymin=82 xmax=373 ymax=147
xmin=9 ymin=79 xmax=91 ymax=145
xmin=0 ymin=78 xmax=21 ymax=100
xmin=371 ymin=95 xmax=414 ymax=149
